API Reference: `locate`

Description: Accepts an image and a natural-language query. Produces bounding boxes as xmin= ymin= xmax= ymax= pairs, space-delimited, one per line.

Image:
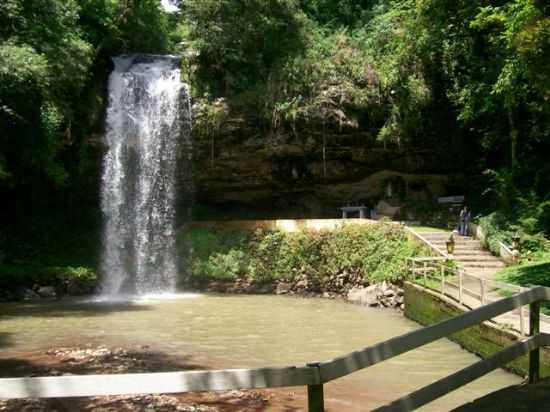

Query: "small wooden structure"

xmin=340 ymin=205 xmax=368 ymax=219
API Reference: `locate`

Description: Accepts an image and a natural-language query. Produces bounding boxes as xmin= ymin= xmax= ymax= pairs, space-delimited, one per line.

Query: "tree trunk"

xmin=322 ymin=118 xmax=327 ymax=179
xmin=508 ymin=108 xmax=518 ymax=169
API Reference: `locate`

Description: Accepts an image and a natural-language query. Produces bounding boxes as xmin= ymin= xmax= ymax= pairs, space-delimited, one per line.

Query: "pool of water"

xmin=0 ymin=294 xmax=520 ymax=411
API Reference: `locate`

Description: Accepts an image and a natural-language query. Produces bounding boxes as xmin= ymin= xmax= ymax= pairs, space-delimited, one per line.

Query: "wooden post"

xmin=423 ymin=262 xmax=428 ymax=287
xmin=480 ymin=278 xmax=486 ymax=305
xmin=529 ymin=301 xmax=540 ymax=384
xmin=519 ymin=306 xmax=526 ymax=337
xmin=458 ymin=271 xmax=463 ymax=304
xmin=307 ymin=363 xmax=324 ymax=412
xmin=519 ymin=288 xmax=526 ymax=336
xmin=440 ymin=265 xmax=445 ymax=294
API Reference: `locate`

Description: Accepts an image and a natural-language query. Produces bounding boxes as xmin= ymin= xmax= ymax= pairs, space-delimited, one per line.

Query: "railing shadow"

xmin=450 ymin=378 xmax=550 ymax=411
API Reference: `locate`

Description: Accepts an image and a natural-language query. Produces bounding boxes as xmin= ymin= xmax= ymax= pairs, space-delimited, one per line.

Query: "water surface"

xmin=0 ymin=295 xmax=520 ymax=411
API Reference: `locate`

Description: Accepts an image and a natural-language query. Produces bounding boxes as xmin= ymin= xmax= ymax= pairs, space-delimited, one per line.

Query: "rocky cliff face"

xmin=191 ymin=105 xmax=463 ymax=220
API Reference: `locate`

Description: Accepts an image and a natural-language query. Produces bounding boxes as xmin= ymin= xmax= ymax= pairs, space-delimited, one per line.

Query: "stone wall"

xmin=404 ymin=282 xmax=550 ymax=377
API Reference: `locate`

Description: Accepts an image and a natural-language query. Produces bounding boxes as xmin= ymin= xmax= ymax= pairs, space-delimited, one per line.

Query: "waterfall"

xmin=100 ymin=55 xmax=191 ymax=296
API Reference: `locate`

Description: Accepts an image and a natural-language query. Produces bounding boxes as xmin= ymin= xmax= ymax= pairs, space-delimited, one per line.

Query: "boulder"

xmin=276 ymin=282 xmax=291 ymax=295
xmin=383 ymin=288 xmax=395 ymax=298
xmin=347 ymin=285 xmax=379 ymax=306
xmin=37 ymin=286 xmax=57 ymax=298
xmin=15 ymin=287 xmax=40 ymax=301
xmin=66 ymin=279 xmax=95 ymax=296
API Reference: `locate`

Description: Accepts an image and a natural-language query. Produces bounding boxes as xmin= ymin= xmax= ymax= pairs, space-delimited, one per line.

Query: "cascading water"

xmin=160 ymin=0 xmax=180 ymax=13
xmin=100 ymin=55 xmax=191 ymax=296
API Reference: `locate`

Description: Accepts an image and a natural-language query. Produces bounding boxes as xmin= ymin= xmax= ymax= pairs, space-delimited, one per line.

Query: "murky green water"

xmin=0 ymin=294 xmax=520 ymax=411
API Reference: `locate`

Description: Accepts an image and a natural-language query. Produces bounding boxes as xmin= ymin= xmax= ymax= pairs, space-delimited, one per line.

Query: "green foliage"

xmin=0 ymin=263 xmax=97 ymax=289
xmin=189 ymin=223 xmax=421 ymax=284
xmin=320 ymin=223 xmax=418 ymax=282
xmin=187 ymin=228 xmax=249 ymax=260
xmin=247 ymin=230 xmax=322 ymax=281
xmin=193 ymin=249 xmax=247 ymax=280
xmin=184 ymin=0 xmax=308 ymax=97
xmin=0 ymin=0 xmax=173 ymax=199
xmin=498 ymin=259 xmax=550 ymax=289
xmin=478 ymin=211 xmax=549 ymax=258
xmin=300 ymin=0 xmax=375 ymax=28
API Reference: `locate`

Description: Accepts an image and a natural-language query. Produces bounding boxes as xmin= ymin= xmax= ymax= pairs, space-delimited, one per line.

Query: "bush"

xmin=188 ymin=223 xmax=420 ymax=284
xmin=321 ymin=224 xmax=419 ymax=283
xmin=192 ymin=249 xmax=246 ymax=280
xmin=247 ymin=230 xmax=322 ymax=282
xmin=478 ymin=212 xmax=550 ymax=258
xmin=0 ymin=262 xmax=96 ymax=289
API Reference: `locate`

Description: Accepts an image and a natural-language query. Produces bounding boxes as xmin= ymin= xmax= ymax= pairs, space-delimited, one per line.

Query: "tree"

xmin=184 ymin=0 xmax=308 ymax=98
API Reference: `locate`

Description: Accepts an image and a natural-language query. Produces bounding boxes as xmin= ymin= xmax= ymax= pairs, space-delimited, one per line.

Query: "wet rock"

xmin=66 ymin=278 xmax=94 ymax=296
xmin=347 ymin=286 xmax=378 ymax=306
xmin=276 ymin=282 xmax=291 ymax=295
xmin=36 ymin=286 xmax=56 ymax=298
xmin=15 ymin=287 xmax=40 ymax=301
xmin=383 ymin=288 xmax=395 ymax=298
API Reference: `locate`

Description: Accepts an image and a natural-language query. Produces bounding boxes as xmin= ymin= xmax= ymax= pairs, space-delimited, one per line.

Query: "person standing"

xmin=464 ymin=207 xmax=471 ymax=236
xmin=459 ymin=206 xmax=470 ymax=236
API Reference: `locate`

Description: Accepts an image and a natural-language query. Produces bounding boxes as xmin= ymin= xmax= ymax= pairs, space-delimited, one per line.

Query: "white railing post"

xmin=440 ymin=265 xmax=445 ymax=294
xmin=519 ymin=287 xmax=526 ymax=336
xmin=458 ymin=271 xmax=463 ymax=304
xmin=529 ymin=301 xmax=541 ymax=384
xmin=423 ymin=262 xmax=428 ymax=287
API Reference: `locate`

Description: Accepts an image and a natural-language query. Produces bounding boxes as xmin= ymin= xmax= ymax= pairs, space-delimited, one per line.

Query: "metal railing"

xmin=2 ymin=287 xmax=550 ymax=411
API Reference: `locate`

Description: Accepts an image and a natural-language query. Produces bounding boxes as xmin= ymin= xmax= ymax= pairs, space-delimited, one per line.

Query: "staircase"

xmin=420 ymin=232 xmax=506 ymax=279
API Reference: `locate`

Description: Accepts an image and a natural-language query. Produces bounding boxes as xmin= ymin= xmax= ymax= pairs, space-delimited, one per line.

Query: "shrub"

xmin=247 ymin=229 xmax=322 ymax=282
xmin=0 ymin=263 xmax=96 ymax=289
xmin=192 ymin=249 xmax=246 ymax=280
xmin=188 ymin=223 xmax=420 ymax=285
xmin=478 ymin=212 xmax=549 ymax=258
xmin=321 ymin=224 xmax=419 ymax=283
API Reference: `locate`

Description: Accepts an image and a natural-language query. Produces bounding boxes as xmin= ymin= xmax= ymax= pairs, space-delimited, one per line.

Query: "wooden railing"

xmin=404 ymin=227 xmax=448 ymax=258
xmin=408 ymin=257 xmax=529 ymax=335
xmin=2 ymin=287 xmax=550 ymax=411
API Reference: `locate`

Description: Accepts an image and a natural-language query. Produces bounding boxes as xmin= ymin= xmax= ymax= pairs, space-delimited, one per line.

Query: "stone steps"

xmin=414 ymin=230 xmax=507 ymax=273
xmin=452 ymin=250 xmax=496 ymax=256
xmin=461 ymin=262 xmax=506 ymax=269
xmin=454 ymin=256 xmax=503 ymax=262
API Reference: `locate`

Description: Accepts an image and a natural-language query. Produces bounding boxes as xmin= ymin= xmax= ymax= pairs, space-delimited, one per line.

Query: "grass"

xmin=497 ymin=259 xmax=550 ymax=314
xmin=497 ymin=259 xmax=550 ymax=287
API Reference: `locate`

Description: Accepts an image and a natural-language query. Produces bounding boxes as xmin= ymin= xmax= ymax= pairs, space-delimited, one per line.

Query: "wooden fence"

xmin=2 ymin=287 xmax=550 ymax=411
xmin=408 ymin=257 xmax=529 ymax=335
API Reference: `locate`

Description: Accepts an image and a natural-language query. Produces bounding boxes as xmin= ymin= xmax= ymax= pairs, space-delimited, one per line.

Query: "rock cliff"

xmin=191 ymin=105 xmax=463 ymax=220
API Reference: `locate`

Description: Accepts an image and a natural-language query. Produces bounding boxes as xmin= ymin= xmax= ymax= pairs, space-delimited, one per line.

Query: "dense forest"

xmin=0 ymin=0 xmax=549 ymax=249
